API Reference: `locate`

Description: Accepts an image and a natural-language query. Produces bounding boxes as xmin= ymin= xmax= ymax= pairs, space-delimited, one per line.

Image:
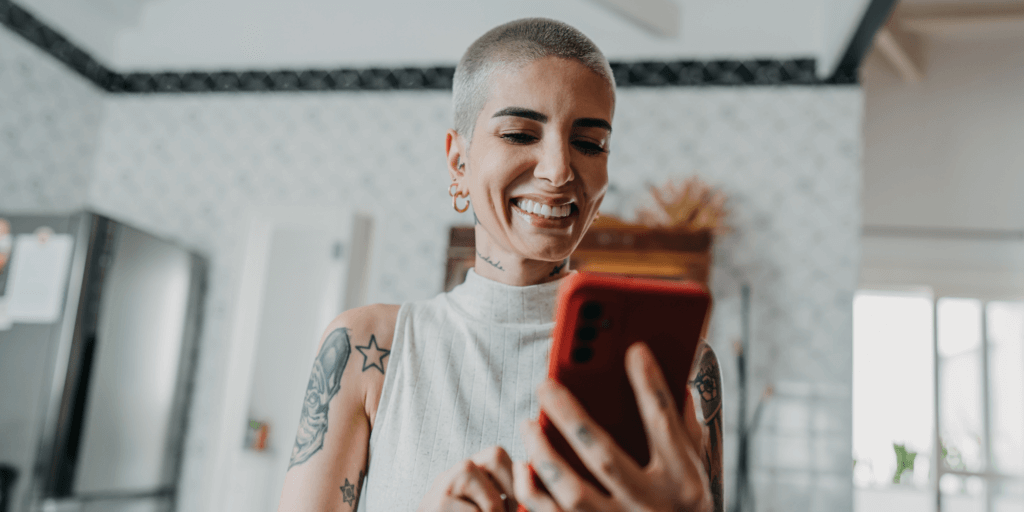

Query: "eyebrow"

xmin=492 ymin=107 xmax=547 ymax=123
xmin=574 ymin=118 xmax=612 ymax=133
xmin=491 ymin=106 xmax=612 ymax=133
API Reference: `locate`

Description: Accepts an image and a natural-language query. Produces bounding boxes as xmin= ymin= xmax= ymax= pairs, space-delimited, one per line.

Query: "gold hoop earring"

xmin=453 ymin=192 xmax=470 ymax=213
xmin=448 ymin=183 xmax=459 ymax=197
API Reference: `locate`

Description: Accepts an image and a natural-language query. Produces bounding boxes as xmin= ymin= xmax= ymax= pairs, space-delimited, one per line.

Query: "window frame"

xmin=855 ymin=285 xmax=1024 ymax=512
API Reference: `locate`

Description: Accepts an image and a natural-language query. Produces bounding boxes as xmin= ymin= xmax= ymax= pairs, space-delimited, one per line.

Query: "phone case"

xmin=533 ymin=271 xmax=710 ymax=496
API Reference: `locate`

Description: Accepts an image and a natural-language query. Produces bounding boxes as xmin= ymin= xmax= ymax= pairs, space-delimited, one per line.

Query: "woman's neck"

xmin=472 ymin=224 xmax=570 ymax=287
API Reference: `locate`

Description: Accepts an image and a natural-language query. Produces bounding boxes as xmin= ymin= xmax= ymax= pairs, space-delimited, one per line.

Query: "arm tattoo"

xmin=355 ymin=334 xmax=390 ymax=374
xmin=476 ymin=249 xmax=504 ymax=271
xmin=549 ymin=259 xmax=568 ymax=276
xmin=289 ymin=328 xmax=352 ymax=469
xmin=339 ymin=470 xmax=364 ymax=507
xmin=692 ymin=343 xmax=724 ymax=512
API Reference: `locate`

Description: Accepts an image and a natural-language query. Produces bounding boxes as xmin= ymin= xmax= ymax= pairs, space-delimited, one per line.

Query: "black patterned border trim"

xmin=108 ymin=68 xmax=457 ymax=93
xmin=1 ymin=0 xmax=855 ymax=92
xmin=611 ymin=59 xmax=822 ymax=86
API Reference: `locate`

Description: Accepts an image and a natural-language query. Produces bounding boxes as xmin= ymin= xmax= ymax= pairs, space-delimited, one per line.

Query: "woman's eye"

xmin=573 ymin=140 xmax=607 ymax=156
xmin=501 ymin=133 xmax=538 ymax=144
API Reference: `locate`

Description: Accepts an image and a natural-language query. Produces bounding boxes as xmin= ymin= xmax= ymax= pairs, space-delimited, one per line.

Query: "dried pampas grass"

xmin=634 ymin=176 xmax=728 ymax=234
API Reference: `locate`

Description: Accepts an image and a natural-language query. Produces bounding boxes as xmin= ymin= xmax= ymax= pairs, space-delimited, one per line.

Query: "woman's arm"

xmin=692 ymin=341 xmax=724 ymax=512
xmin=278 ymin=304 xmax=399 ymax=511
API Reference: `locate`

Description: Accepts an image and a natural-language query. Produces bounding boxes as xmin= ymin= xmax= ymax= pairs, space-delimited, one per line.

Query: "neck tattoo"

xmin=549 ymin=259 xmax=568 ymax=276
xmin=476 ymin=250 xmax=504 ymax=271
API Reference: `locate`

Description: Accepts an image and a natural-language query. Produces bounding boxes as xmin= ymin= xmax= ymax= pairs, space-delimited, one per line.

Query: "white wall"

xmin=242 ymin=227 xmax=347 ymax=512
xmin=861 ymin=38 xmax=1024 ymax=298
xmin=863 ymin=38 xmax=1024 ymax=232
xmin=1 ymin=21 xmax=865 ymax=512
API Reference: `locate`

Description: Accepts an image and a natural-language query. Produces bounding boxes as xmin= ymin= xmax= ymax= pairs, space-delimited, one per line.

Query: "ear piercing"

xmin=448 ymin=182 xmax=470 ymax=213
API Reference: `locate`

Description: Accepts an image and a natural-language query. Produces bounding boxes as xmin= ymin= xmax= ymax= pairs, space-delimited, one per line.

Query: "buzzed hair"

xmin=452 ymin=18 xmax=616 ymax=141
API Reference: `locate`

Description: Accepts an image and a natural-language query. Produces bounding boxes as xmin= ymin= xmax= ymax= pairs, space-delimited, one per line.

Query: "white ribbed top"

xmin=356 ymin=268 xmax=562 ymax=511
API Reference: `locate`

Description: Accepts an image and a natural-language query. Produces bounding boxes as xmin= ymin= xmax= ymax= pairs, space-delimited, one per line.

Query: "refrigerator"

xmin=0 ymin=212 xmax=206 ymax=512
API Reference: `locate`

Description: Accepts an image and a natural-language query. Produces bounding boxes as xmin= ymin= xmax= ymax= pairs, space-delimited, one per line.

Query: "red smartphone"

xmin=529 ymin=272 xmax=711 ymax=498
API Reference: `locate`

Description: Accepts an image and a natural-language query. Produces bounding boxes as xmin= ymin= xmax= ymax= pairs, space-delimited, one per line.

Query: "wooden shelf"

xmin=444 ymin=221 xmax=712 ymax=291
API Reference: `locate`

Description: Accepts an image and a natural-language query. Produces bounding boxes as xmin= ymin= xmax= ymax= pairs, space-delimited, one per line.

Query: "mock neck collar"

xmin=446 ymin=268 xmax=564 ymax=325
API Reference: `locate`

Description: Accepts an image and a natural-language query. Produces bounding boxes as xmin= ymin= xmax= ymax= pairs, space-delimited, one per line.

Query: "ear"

xmin=445 ymin=129 xmax=468 ymax=182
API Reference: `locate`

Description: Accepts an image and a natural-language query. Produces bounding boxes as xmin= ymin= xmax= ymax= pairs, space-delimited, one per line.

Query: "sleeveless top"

xmin=356 ymin=269 xmax=562 ymax=511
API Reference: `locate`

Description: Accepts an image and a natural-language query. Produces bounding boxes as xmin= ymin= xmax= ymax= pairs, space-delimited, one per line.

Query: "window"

xmin=853 ymin=291 xmax=1024 ymax=512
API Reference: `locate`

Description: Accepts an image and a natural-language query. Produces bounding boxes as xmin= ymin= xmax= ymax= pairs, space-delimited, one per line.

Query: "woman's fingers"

xmin=471 ymin=446 xmax=517 ymax=511
xmin=433 ymin=498 xmax=482 ymax=512
xmin=679 ymin=380 xmax=708 ymax=449
xmin=448 ymin=460 xmax=507 ymax=512
xmin=624 ymin=342 xmax=689 ymax=468
xmin=520 ymin=418 xmax=613 ymax=511
xmin=534 ymin=380 xmax=643 ymax=498
xmin=512 ymin=461 xmax=560 ymax=512
xmin=626 ymin=343 xmax=711 ymax=511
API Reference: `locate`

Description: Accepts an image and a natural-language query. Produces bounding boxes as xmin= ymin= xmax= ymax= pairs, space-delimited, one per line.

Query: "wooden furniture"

xmin=443 ymin=217 xmax=713 ymax=292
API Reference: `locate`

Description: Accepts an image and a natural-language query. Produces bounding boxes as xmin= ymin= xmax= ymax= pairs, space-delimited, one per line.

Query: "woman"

xmin=278 ymin=18 xmax=722 ymax=512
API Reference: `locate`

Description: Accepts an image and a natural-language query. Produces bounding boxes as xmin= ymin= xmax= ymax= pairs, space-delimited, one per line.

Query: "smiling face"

xmin=448 ymin=56 xmax=615 ymax=265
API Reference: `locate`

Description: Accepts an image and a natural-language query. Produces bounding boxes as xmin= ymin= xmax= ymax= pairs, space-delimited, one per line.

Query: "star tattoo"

xmin=340 ymin=477 xmax=358 ymax=506
xmin=356 ymin=335 xmax=390 ymax=374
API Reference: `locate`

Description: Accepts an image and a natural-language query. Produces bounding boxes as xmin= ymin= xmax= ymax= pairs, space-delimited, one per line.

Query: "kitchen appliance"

xmin=0 ymin=212 xmax=206 ymax=512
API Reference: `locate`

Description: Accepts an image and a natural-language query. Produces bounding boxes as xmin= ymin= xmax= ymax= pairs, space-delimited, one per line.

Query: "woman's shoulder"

xmin=323 ymin=303 xmax=401 ymax=427
xmin=329 ymin=303 xmax=402 ymax=350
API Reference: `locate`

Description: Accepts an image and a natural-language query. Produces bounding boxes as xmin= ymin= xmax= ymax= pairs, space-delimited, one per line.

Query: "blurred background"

xmin=0 ymin=1 xmax=1021 ymax=511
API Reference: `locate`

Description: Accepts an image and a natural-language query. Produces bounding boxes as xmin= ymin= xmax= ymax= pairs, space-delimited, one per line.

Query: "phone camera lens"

xmin=581 ymin=301 xmax=602 ymax=320
xmin=572 ymin=347 xmax=593 ymax=363
xmin=577 ymin=326 xmax=597 ymax=342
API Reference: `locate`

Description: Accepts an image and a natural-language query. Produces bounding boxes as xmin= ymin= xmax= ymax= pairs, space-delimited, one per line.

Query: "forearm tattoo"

xmin=476 ymin=249 xmax=504 ymax=271
xmin=692 ymin=343 xmax=724 ymax=512
xmin=289 ymin=328 xmax=352 ymax=469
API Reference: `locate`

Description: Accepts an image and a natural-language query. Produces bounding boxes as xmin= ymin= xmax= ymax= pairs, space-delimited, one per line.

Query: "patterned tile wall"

xmin=1 ymin=23 xmax=862 ymax=512
xmin=0 ymin=28 xmax=103 ymax=211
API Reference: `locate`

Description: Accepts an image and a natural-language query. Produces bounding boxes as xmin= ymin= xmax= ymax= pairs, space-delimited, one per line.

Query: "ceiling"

xmin=13 ymin=0 xmax=872 ymax=76
xmin=866 ymin=0 xmax=1024 ymax=82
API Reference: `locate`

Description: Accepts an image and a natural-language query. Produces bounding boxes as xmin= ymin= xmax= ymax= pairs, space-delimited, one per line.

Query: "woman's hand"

xmin=417 ymin=446 xmax=518 ymax=512
xmin=514 ymin=342 xmax=712 ymax=512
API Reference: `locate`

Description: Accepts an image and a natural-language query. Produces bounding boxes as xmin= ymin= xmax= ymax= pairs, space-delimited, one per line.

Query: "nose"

xmin=533 ymin=137 xmax=574 ymax=187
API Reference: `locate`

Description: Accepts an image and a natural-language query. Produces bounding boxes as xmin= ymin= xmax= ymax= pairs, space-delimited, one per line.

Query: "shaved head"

xmin=452 ymin=18 xmax=616 ymax=141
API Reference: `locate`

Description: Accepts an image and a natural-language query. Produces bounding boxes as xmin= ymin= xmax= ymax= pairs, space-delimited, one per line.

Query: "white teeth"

xmin=514 ymin=198 xmax=573 ymax=219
